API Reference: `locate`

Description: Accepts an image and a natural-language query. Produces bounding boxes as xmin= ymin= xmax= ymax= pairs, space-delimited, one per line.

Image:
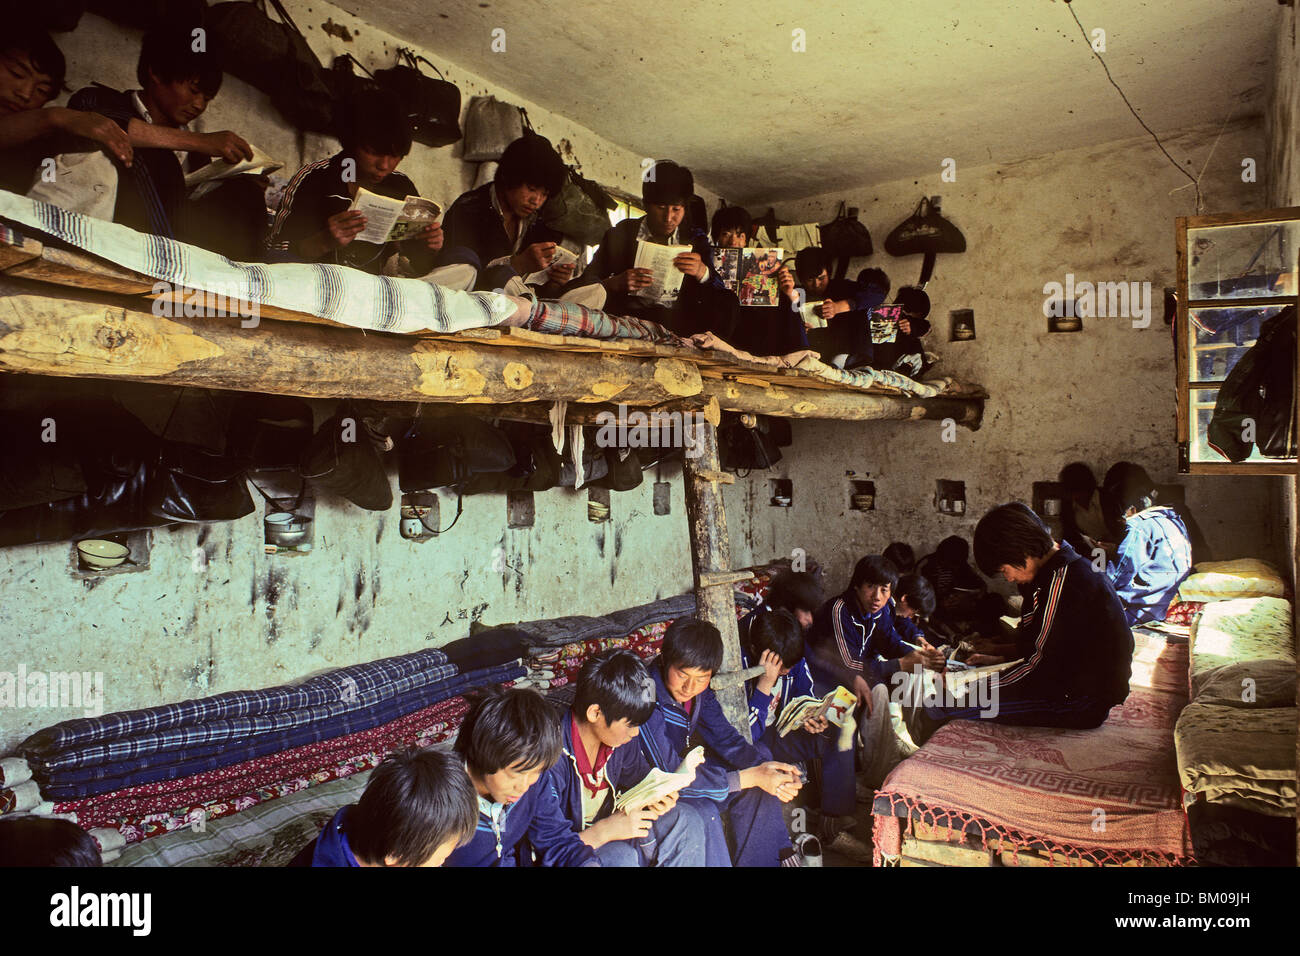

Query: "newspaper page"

xmin=349 ymin=188 xmax=442 ymax=244
xmin=185 ymin=144 xmax=283 ymax=194
xmin=634 ymin=239 xmax=691 ymax=306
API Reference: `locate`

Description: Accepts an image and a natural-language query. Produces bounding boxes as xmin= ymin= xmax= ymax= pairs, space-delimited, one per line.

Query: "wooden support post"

xmin=681 ymin=421 xmax=748 ymax=734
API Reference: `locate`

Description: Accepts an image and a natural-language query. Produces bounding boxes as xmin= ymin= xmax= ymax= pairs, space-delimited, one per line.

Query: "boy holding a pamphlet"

xmin=267 ymin=90 xmax=455 ymax=280
xmin=567 ymin=160 xmax=738 ymax=338
xmin=709 ymin=207 xmax=810 ymax=357
xmin=544 ymin=648 xmax=707 ymax=866
xmin=741 ymin=610 xmax=871 ymax=862
xmin=638 ymin=617 xmax=805 ymax=866
xmin=794 ymin=247 xmax=887 ymax=368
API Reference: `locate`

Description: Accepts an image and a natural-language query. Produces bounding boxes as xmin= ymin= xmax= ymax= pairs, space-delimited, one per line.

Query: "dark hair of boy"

xmin=857 ymin=267 xmax=890 ymax=297
xmin=1104 ymin=461 xmax=1157 ymax=514
xmin=894 ymin=286 xmax=931 ymax=320
xmin=1059 ymin=461 xmax=1098 ymax=498
xmin=4 ymin=20 xmax=66 ymax=92
xmin=795 ymin=246 xmax=830 ymax=283
xmin=496 ymin=133 xmax=566 ymax=198
xmin=896 ymin=573 xmax=936 ymax=618
xmin=850 ymin=554 xmax=898 ymax=591
xmin=883 ymin=542 xmax=916 ymax=573
xmin=136 ymin=22 xmax=222 ymax=98
xmin=642 ymin=159 xmax=694 ymax=206
xmin=711 ymin=205 xmax=753 ymax=244
xmin=747 ymin=608 xmax=804 ymax=668
xmin=573 ymin=648 xmax=656 ymax=726
xmin=454 ymin=686 xmax=562 ymax=777
xmin=765 ymin=570 xmax=822 ymax=617
xmin=0 ymin=817 xmax=101 ymax=867
xmin=660 ymin=617 xmax=724 ymax=674
xmin=934 ymin=535 xmax=970 ymax=564
xmin=336 ymin=88 xmax=413 ymax=158
xmin=346 ymin=748 xmax=478 ymax=866
xmin=973 ymin=502 xmax=1055 ymax=576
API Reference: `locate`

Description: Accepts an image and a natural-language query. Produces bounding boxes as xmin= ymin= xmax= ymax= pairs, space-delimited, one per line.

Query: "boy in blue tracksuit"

xmin=807 ymin=555 xmax=945 ymax=703
xmin=546 ymin=649 xmax=706 ymax=866
xmin=742 ymin=609 xmax=869 ymax=861
xmin=291 ymin=748 xmax=477 ymax=867
xmin=445 ymin=687 xmax=599 ymax=867
xmin=1103 ymin=463 xmax=1193 ymax=626
xmin=737 ymin=569 xmax=823 ymax=647
xmin=638 ymin=618 xmax=803 ymax=867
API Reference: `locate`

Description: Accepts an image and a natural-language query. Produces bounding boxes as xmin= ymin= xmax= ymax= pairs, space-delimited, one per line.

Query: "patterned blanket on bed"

xmin=873 ymin=636 xmax=1192 ymax=866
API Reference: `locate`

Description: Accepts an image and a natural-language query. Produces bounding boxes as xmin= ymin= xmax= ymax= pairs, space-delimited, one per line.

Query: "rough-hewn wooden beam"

xmin=681 ymin=422 xmax=748 ymax=734
xmin=702 ymin=377 xmax=984 ymax=429
xmin=0 ymin=278 xmax=703 ymax=406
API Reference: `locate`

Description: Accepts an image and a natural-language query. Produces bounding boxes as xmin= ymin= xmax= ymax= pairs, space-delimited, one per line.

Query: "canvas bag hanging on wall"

xmin=543 ymin=167 xmax=615 ymax=247
xmin=463 ymin=96 xmax=526 ymax=162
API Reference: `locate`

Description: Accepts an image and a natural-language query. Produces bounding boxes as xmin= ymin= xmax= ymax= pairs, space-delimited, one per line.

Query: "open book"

xmin=943 ymin=658 xmax=1023 ymax=696
xmin=774 ymin=685 xmax=857 ymax=737
xmin=613 ymin=746 xmax=705 ymax=813
xmin=710 ymin=247 xmax=785 ymax=306
xmin=349 ymin=188 xmax=442 ymax=245
xmin=799 ymin=299 xmax=829 ymax=327
xmin=523 ymin=245 xmax=579 ymax=286
xmin=634 ymin=239 xmax=691 ymax=306
xmin=185 ymin=144 xmax=283 ymax=191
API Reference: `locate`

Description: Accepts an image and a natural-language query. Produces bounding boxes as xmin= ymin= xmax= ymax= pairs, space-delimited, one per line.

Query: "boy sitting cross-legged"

xmin=545 ymin=648 xmax=707 ymax=866
xmin=290 ymin=747 xmax=477 ymax=867
xmin=446 ymin=686 xmax=599 ymax=867
xmin=639 ymin=617 xmax=804 ymax=867
xmin=743 ymin=609 xmax=871 ymax=863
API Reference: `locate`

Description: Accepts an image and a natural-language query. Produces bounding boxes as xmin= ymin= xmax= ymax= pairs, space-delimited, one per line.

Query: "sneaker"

xmin=823 ymin=829 xmax=873 ymax=865
xmin=890 ymin=702 xmax=920 ymax=757
xmin=792 ymin=833 xmax=822 ymax=867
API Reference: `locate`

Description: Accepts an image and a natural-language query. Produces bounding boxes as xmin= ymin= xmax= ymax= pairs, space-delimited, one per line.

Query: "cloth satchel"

xmin=542 ymin=166 xmax=615 ymax=246
xmin=463 ymin=96 xmax=526 ymax=162
xmin=300 ymin=402 xmax=393 ymax=511
xmin=591 ymin=448 xmax=644 ymax=492
xmin=228 ymin=394 xmax=314 ymax=470
xmin=207 ymin=0 xmax=334 ymax=133
xmin=0 ymin=410 xmax=87 ymax=511
xmin=375 ymin=49 xmax=462 ymax=148
xmin=819 ymin=201 xmax=873 ymax=279
xmin=26 ymin=150 xmax=118 ymax=221
xmin=884 ymin=196 xmax=966 ymax=286
xmin=718 ymin=415 xmax=782 ymax=472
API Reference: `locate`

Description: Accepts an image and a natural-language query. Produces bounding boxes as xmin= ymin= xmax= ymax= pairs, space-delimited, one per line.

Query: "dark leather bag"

xmin=300 ymin=403 xmax=393 ymax=511
xmin=820 ymin=201 xmax=873 ymax=279
xmin=884 ymin=196 xmax=966 ymax=286
xmin=0 ymin=410 xmax=87 ymax=511
xmin=208 ymin=0 xmax=334 ymax=133
xmin=375 ymin=49 xmax=462 ymax=147
xmin=591 ymin=449 xmax=644 ymax=492
xmin=398 ymin=414 xmax=516 ymax=493
xmin=146 ymin=441 xmax=255 ymax=523
xmin=229 ymin=394 xmax=314 ymax=470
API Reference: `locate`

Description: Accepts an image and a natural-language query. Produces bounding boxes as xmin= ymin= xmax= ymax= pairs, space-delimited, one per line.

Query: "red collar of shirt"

xmin=570 ymin=713 xmax=613 ymax=798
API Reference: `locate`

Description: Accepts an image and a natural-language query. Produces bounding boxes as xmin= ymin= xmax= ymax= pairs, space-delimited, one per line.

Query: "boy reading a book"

xmin=545 ymin=648 xmax=706 ymax=866
xmin=794 ymin=247 xmax=886 ymax=368
xmin=446 ymin=687 xmax=599 ymax=867
xmin=1101 ymin=463 xmax=1193 ymax=626
xmin=567 ymin=159 xmax=738 ymax=338
xmin=709 ymin=206 xmax=809 ymax=358
xmin=918 ymin=503 xmax=1134 ymax=733
xmin=291 ymin=748 xmax=477 ymax=867
xmin=441 ymin=133 xmax=601 ymax=303
xmin=25 ymin=22 xmax=261 ymax=253
xmin=266 ymin=89 xmax=451 ymax=279
xmin=639 ymin=617 xmax=804 ymax=866
xmin=743 ymin=610 xmax=869 ymax=862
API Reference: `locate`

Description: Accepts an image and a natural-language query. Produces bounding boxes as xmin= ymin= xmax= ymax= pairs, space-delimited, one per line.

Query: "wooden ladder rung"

xmin=696 ymin=569 xmax=754 ymax=588
xmin=692 ymin=470 xmax=735 ymax=484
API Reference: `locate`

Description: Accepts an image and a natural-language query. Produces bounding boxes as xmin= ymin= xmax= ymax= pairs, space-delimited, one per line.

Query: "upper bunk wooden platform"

xmin=0 ymin=229 xmax=987 ymax=428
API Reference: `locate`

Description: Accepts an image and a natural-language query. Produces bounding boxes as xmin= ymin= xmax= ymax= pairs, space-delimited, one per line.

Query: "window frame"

xmin=1175 ymin=206 xmax=1300 ymax=475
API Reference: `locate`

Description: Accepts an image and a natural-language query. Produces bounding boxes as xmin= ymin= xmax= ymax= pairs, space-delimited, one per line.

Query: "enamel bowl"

xmin=77 ymin=539 xmax=129 ymax=569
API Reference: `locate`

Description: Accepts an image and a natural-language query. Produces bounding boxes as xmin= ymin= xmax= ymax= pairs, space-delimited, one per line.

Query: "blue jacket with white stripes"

xmin=741 ymin=648 xmax=815 ymax=744
xmin=638 ymin=657 xmax=764 ymax=801
xmin=807 ymin=592 xmax=916 ymax=691
xmin=546 ymin=709 xmax=657 ymax=833
xmin=445 ymin=764 xmax=599 ymax=867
